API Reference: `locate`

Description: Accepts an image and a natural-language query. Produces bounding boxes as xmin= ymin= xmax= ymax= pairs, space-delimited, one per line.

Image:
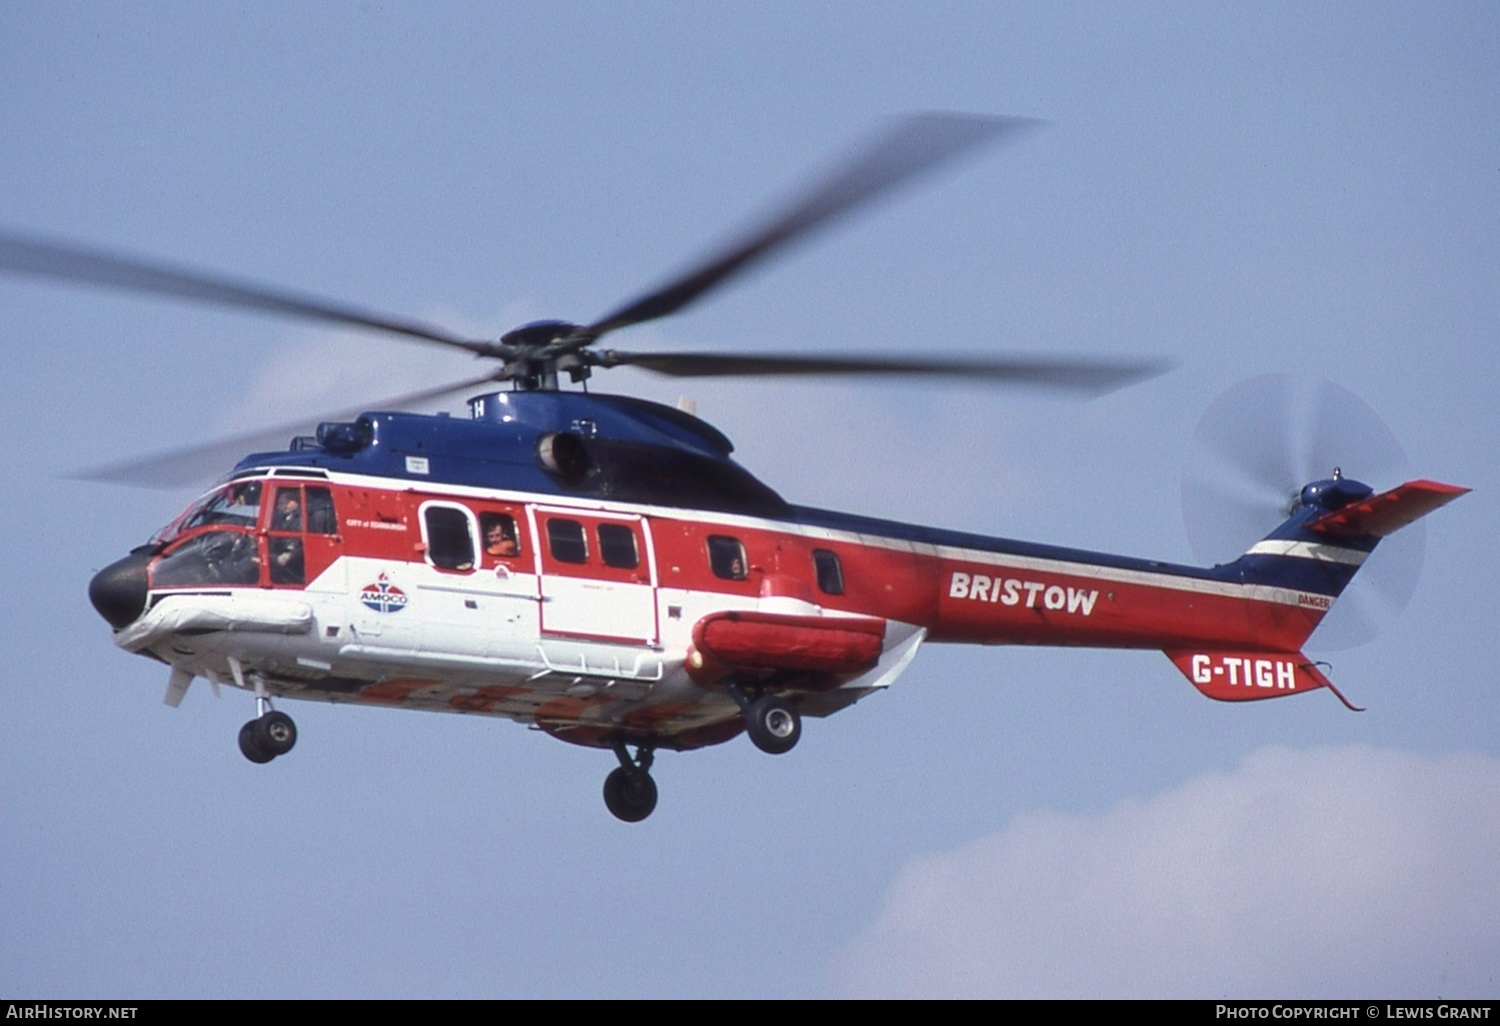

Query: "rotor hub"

xmin=499 ymin=319 xmax=585 ymax=350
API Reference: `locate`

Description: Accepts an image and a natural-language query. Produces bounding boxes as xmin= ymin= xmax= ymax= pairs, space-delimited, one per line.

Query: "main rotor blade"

xmin=597 ymin=350 xmax=1168 ymax=395
xmin=0 ymin=229 xmax=490 ymax=355
xmin=585 ymin=113 xmax=1040 ymax=339
xmin=70 ymin=372 xmax=500 ymax=489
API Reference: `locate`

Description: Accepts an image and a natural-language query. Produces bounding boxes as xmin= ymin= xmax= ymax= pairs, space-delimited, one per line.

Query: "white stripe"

xmin=1245 ymin=540 xmax=1368 ymax=566
xmin=924 ymin=542 xmax=1318 ymax=607
xmin=242 ymin=466 xmax=1334 ymax=609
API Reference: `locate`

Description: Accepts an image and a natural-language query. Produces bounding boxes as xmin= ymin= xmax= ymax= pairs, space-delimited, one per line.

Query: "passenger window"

xmin=270 ymin=487 xmax=304 ymax=532
xmin=707 ymin=535 xmax=747 ymax=580
xmin=597 ymin=523 xmax=639 ymax=569
xmin=480 ymin=513 xmax=522 ymax=559
xmin=547 ymin=519 xmax=588 ymax=564
xmin=306 ymin=487 xmax=338 ymax=535
xmin=813 ymin=549 xmax=844 ymax=595
xmin=423 ymin=506 xmax=476 ymax=570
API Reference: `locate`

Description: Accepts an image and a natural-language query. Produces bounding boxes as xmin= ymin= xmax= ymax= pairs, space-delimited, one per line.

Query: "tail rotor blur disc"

xmin=1181 ymin=374 xmax=1424 ymax=650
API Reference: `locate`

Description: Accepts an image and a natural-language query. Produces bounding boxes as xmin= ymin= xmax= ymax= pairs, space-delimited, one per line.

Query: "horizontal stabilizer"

xmin=1164 ymin=648 xmax=1359 ymax=710
xmin=1306 ymin=479 xmax=1469 ymax=539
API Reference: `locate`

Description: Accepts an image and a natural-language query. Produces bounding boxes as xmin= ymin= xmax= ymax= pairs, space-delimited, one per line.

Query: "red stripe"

xmin=191 ymin=476 xmax=1326 ymax=654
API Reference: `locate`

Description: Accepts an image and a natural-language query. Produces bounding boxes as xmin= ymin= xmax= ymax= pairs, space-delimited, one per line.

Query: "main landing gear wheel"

xmin=745 ymin=696 xmax=801 ymax=755
xmin=604 ymin=741 xmax=658 ymax=822
xmin=238 ymin=710 xmax=298 ymax=764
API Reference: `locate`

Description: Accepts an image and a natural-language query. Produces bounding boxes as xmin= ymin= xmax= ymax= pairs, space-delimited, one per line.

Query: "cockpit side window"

xmin=305 ymin=487 xmax=338 ymax=535
xmin=265 ymin=486 xmax=305 ymax=585
xmin=261 ymin=484 xmax=337 ymax=586
xmin=267 ymin=537 xmax=305 ymax=585
xmin=271 ymin=487 xmax=304 ymax=532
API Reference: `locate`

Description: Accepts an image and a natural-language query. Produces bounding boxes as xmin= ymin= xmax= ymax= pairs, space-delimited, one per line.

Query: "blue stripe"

xmin=1232 ymin=556 xmax=1360 ymax=596
xmin=228 ymin=402 xmax=1375 ymax=600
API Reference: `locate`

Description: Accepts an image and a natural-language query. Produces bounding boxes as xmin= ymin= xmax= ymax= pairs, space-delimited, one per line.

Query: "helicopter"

xmin=2 ymin=113 xmax=1466 ymax=822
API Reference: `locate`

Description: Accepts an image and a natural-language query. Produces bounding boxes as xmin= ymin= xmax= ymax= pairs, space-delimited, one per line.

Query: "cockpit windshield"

xmin=155 ymin=481 xmax=264 ymax=543
xmin=146 ymin=478 xmax=345 ymax=589
xmin=184 ymin=481 xmax=263 ymax=530
xmin=152 ymin=529 xmax=261 ymax=588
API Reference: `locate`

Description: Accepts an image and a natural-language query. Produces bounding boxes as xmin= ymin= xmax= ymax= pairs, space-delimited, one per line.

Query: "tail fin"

xmin=1233 ymin=477 xmax=1467 ymax=646
xmin=1165 ymin=477 xmax=1466 ymax=708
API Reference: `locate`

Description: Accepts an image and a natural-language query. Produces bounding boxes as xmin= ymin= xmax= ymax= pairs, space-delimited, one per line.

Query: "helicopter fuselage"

xmin=41 ymin=112 xmax=1466 ymax=822
xmin=91 ymin=390 xmax=1372 ymax=761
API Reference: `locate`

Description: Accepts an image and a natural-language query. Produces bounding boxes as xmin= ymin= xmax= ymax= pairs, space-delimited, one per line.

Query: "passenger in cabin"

xmin=483 ymin=515 xmax=520 ymax=559
xmin=706 ymin=535 xmax=748 ymax=580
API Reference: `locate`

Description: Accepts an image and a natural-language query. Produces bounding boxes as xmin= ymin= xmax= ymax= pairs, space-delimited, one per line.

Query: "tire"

xmin=254 ymin=711 xmax=298 ymax=757
xmin=745 ymin=696 xmax=800 ymax=755
xmin=603 ymin=766 xmax=658 ymax=822
xmin=238 ymin=720 xmax=275 ymax=764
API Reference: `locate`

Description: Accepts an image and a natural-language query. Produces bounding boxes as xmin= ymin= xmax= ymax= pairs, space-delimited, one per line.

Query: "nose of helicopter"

xmin=89 ymin=550 xmax=151 ymax=629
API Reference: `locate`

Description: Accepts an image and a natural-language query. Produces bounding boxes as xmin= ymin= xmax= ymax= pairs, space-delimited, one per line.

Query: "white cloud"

xmin=831 ymin=746 xmax=1500 ymax=998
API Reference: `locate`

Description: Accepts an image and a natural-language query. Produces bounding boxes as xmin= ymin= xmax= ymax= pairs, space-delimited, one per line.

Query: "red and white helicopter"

xmin=3 ymin=114 xmax=1466 ymax=821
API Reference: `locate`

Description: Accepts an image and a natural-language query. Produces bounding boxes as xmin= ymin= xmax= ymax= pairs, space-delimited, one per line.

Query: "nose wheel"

xmin=603 ymin=742 xmax=658 ymax=822
xmin=238 ymin=709 xmax=297 ymax=764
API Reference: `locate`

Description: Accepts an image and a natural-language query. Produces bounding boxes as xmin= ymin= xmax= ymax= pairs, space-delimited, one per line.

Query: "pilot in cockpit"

xmin=271 ymin=490 xmax=303 ymax=532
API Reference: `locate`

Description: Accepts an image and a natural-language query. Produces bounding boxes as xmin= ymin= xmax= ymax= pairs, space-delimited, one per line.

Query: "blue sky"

xmin=1 ymin=2 xmax=1495 ymax=998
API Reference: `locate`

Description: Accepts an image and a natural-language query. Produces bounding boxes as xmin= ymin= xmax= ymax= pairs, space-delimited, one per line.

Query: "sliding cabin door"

xmin=529 ymin=508 xmax=659 ymax=645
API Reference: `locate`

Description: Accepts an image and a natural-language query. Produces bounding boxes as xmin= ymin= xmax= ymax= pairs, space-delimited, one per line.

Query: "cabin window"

xmin=423 ymin=505 xmax=476 ymax=571
xmin=480 ymin=512 xmax=522 ymax=559
xmin=813 ymin=549 xmax=844 ymax=595
xmin=547 ymin=518 xmax=589 ymax=564
xmin=707 ymin=535 xmax=747 ymax=580
xmin=306 ymin=487 xmax=338 ymax=534
xmin=183 ymin=481 xmax=262 ymax=531
xmin=597 ymin=523 xmax=639 ymax=570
